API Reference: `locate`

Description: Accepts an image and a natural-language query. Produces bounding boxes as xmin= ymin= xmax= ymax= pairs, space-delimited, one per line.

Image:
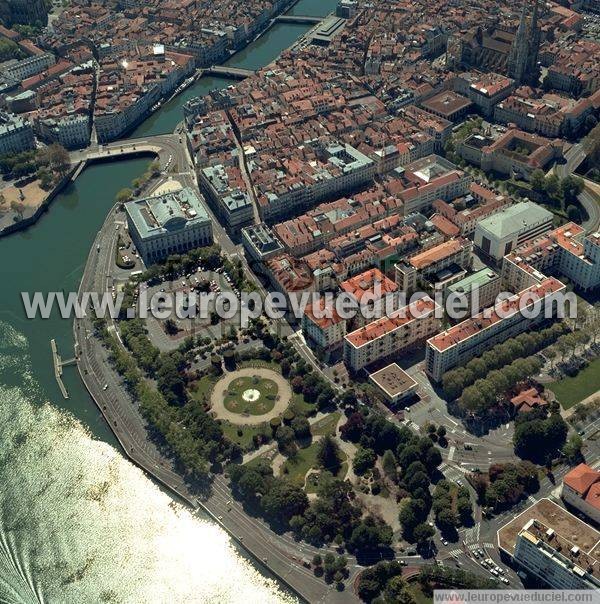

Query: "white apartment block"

xmin=344 ymin=295 xmax=441 ymax=372
xmin=425 ymin=277 xmax=566 ymax=381
xmin=302 ymin=301 xmax=347 ymax=350
xmin=0 ymin=112 xmax=35 ymax=155
xmin=2 ymin=53 xmax=55 ymax=83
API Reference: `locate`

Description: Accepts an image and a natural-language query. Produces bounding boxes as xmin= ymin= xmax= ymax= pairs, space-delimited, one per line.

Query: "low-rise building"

xmin=425 ymin=277 xmax=566 ymax=381
xmin=345 ymin=295 xmax=441 ymax=372
xmin=420 ymin=91 xmax=473 ymax=122
xmin=562 ymin=463 xmax=600 ymax=525
xmin=474 ymin=201 xmax=554 ymax=261
xmin=369 ymin=363 xmax=418 ymax=405
xmin=498 ymin=498 xmax=600 ymax=590
xmin=125 ymin=187 xmax=212 ymax=264
xmin=446 ymin=268 xmax=502 ymax=313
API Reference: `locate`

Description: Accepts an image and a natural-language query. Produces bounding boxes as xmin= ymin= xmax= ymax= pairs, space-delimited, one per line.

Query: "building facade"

xmin=125 ymin=187 xmax=213 ymax=264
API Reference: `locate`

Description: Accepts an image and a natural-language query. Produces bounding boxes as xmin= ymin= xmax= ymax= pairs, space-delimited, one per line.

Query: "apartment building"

xmin=302 ymin=299 xmax=347 ymax=351
xmin=562 ymin=464 xmax=600 ymax=525
xmin=344 ymin=295 xmax=441 ymax=372
xmin=37 ymin=114 xmax=90 ymax=150
xmin=199 ymin=164 xmax=254 ymax=232
xmin=452 ymin=71 xmax=515 ymax=117
xmin=0 ymin=112 xmax=35 ymax=155
xmin=241 ymin=223 xmax=284 ymax=263
xmin=502 ymin=223 xmax=600 ymax=293
xmin=432 ymin=183 xmax=511 ymax=236
xmin=446 ymin=268 xmax=502 ymax=314
xmin=425 ymin=277 xmax=566 ymax=381
xmin=1 ymin=53 xmax=55 ymax=84
xmin=125 ymin=188 xmax=213 ymax=264
xmin=395 ymin=155 xmax=472 ymax=214
xmin=474 ymin=201 xmax=554 ymax=261
xmin=498 ymin=499 xmax=600 ymax=590
xmin=256 ymin=143 xmax=375 ymax=223
xmin=395 ymin=238 xmax=473 ymax=293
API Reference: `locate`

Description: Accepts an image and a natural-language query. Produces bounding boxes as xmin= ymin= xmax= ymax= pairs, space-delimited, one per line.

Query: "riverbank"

xmin=72 ymin=192 xmax=354 ymax=603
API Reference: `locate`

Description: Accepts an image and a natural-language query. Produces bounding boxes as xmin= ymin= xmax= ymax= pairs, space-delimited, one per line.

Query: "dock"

xmin=51 ymin=338 xmax=77 ymax=399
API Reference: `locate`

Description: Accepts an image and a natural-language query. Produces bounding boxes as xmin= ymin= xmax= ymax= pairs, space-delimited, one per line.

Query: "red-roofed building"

xmin=509 ymin=386 xmax=548 ymax=414
xmin=340 ymin=268 xmax=398 ymax=305
xmin=425 ymin=277 xmax=566 ymax=381
xmin=562 ymin=463 xmax=600 ymax=523
xmin=302 ymin=298 xmax=347 ymax=350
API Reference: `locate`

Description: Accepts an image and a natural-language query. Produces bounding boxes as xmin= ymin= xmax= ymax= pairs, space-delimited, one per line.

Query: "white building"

xmin=125 ymin=187 xmax=213 ymax=264
xmin=498 ymin=499 xmax=600 ymax=590
xmin=1 ymin=53 xmax=55 ymax=83
xmin=344 ymin=295 xmax=441 ymax=372
xmin=425 ymin=277 xmax=566 ymax=381
xmin=302 ymin=300 xmax=347 ymax=350
xmin=0 ymin=112 xmax=35 ymax=155
xmin=37 ymin=114 xmax=90 ymax=150
xmin=474 ymin=201 xmax=554 ymax=260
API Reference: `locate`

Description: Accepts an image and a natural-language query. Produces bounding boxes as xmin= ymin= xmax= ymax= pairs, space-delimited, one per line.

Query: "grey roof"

xmin=125 ymin=187 xmax=210 ymax=240
xmin=477 ymin=202 xmax=552 ymax=239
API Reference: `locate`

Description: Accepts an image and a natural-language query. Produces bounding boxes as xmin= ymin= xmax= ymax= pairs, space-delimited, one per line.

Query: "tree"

xmin=116 ymin=188 xmax=133 ymax=205
xmin=276 ymin=425 xmax=297 ymax=457
xmin=436 ymin=508 xmax=458 ymax=530
xmin=317 ymin=435 xmax=342 ymax=475
xmin=413 ymin=522 xmax=435 ymax=546
xmin=340 ymin=412 xmax=365 ymax=442
xmin=353 ymin=447 xmax=376 ymax=475
xmin=291 ymin=416 xmax=311 ymax=440
xmin=40 ymin=143 xmax=70 ymax=176
xmin=382 ymin=449 xmax=397 ymax=479
xmin=530 ymin=169 xmax=546 ymax=192
xmin=261 ymin=479 xmax=308 ymax=525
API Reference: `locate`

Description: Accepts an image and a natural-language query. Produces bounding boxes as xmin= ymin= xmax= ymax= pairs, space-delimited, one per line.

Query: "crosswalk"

xmin=440 ymin=462 xmax=468 ymax=482
xmin=463 ymin=523 xmax=480 ymax=544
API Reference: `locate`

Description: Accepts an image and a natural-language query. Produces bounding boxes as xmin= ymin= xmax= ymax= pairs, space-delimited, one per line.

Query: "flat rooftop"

xmin=477 ymin=201 xmax=553 ymax=240
xmin=447 ymin=268 xmax=500 ymax=295
xmin=369 ymin=363 xmax=417 ymax=398
xmin=498 ymin=498 xmax=600 ymax=558
xmin=421 ymin=91 xmax=473 ymax=118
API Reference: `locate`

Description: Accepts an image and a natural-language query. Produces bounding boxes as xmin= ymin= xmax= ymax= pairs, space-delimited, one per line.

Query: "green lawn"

xmin=221 ymin=421 xmax=268 ymax=450
xmin=406 ymin=582 xmax=432 ymax=604
xmin=548 ymin=357 xmax=600 ymax=409
xmin=223 ymin=375 xmax=278 ymax=415
xmin=310 ymin=412 xmax=341 ymax=437
xmin=281 ymin=441 xmax=322 ymax=486
xmin=188 ymin=375 xmax=216 ymax=404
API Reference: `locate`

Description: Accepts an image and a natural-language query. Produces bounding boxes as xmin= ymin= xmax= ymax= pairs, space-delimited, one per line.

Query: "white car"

xmin=501 ymin=577 xmax=509 ymax=584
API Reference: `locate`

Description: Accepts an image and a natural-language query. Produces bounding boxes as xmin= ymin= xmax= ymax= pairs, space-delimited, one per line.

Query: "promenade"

xmin=73 ymin=183 xmax=364 ymax=603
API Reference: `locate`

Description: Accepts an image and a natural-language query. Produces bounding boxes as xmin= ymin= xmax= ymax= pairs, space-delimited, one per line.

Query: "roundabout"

xmin=210 ymin=367 xmax=293 ymax=425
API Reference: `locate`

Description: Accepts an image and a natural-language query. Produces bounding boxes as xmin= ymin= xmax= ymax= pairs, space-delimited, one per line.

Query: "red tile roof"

xmin=564 ymin=463 xmax=600 ymax=496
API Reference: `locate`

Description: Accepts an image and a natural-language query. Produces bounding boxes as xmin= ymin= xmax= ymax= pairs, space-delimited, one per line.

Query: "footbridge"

xmin=205 ymin=65 xmax=255 ymax=79
xmin=274 ymin=15 xmax=322 ymax=24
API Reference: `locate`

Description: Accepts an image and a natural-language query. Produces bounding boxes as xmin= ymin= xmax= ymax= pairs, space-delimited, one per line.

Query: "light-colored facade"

xmin=0 ymin=112 xmax=35 ymax=155
xmin=125 ymin=187 xmax=212 ymax=264
xmin=395 ymin=238 xmax=473 ymax=293
xmin=302 ymin=300 xmax=347 ymax=350
xmin=561 ymin=464 xmax=600 ymax=525
xmin=502 ymin=223 xmax=600 ymax=293
xmin=474 ymin=201 xmax=554 ymax=261
xmin=446 ymin=268 xmax=502 ymax=313
xmin=199 ymin=164 xmax=254 ymax=232
xmin=425 ymin=277 xmax=566 ymax=381
xmin=1 ymin=53 xmax=55 ymax=84
xmin=498 ymin=499 xmax=600 ymax=590
xmin=241 ymin=223 xmax=284 ymax=263
xmin=37 ymin=114 xmax=90 ymax=150
xmin=344 ymin=295 xmax=441 ymax=372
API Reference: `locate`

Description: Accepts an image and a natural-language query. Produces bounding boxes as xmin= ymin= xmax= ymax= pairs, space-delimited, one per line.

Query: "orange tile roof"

xmin=304 ymin=299 xmax=345 ymax=330
xmin=345 ymin=296 xmax=436 ymax=348
xmin=428 ymin=277 xmax=565 ymax=352
xmin=339 ymin=268 xmax=397 ymax=303
xmin=585 ymin=482 xmax=600 ymax=512
xmin=409 ymin=238 xmax=466 ymax=270
xmin=564 ymin=463 xmax=600 ymax=496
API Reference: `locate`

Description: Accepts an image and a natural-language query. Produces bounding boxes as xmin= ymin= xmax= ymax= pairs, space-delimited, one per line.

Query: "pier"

xmin=51 ymin=338 xmax=77 ymax=399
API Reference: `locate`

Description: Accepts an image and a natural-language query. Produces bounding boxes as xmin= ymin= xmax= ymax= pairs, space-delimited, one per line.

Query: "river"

xmin=0 ymin=1 xmax=336 ymax=602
